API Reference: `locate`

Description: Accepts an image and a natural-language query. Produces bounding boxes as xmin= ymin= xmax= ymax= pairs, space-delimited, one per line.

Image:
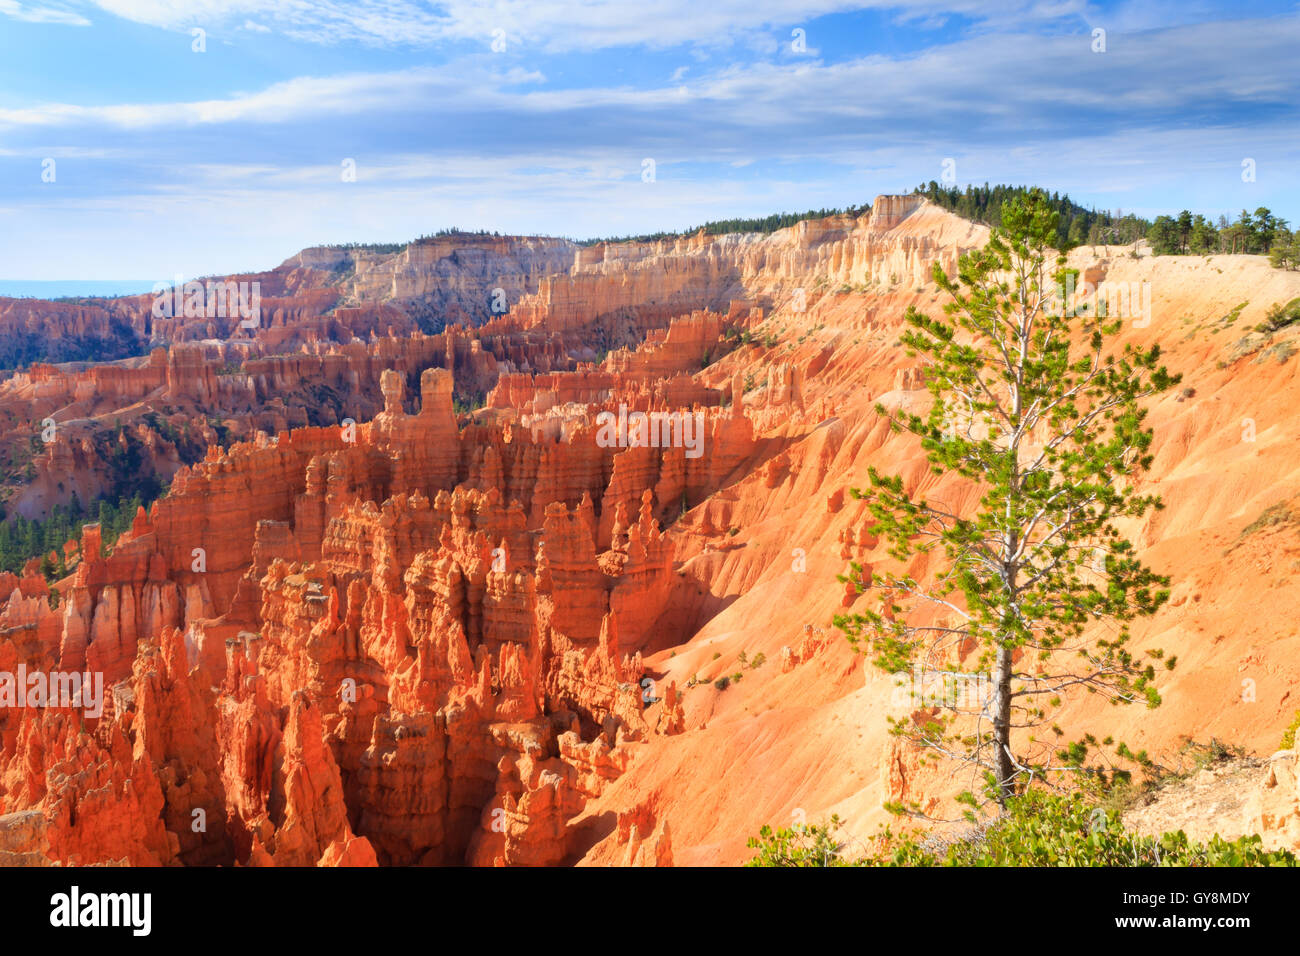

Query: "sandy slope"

xmin=580 ymin=219 xmax=1300 ymax=865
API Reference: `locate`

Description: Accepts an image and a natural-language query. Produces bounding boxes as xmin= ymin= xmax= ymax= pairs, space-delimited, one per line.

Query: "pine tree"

xmin=1189 ymin=215 xmax=1218 ymax=254
xmin=1146 ymin=216 xmax=1179 ymax=256
xmin=835 ymin=190 xmax=1179 ymax=807
xmin=1269 ymin=229 xmax=1297 ymax=270
xmin=1176 ymin=210 xmax=1193 ymax=253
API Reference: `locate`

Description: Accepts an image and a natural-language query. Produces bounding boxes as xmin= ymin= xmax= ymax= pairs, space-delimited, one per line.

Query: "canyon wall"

xmin=4 ymin=196 xmax=1299 ymax=866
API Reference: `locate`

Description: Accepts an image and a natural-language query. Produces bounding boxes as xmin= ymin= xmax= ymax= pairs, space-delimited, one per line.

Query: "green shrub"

xmin=746 ymin=816 xmax=852 ymax=867
xmin=746 ymin=790 xmax=1297 ymax=867
xmin=1256 ymin=298 xmax=1300 ymax=333
xmin=1282 ymin=710 xmax=1300 ymax=750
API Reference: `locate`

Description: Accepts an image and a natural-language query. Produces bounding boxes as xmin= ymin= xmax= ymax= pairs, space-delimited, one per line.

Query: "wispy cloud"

xmin=1 ymin=2 xmax=1297 ymax=277
xmin=85 ymin=0 xmax=865 ymax=49
xmin=79 ymin=0 xmax=1157 ymax=50
xmin=0 ymin=0 xmax=90 ymax=25
xmin=5 ymin=14 xmax=1298 ymax=144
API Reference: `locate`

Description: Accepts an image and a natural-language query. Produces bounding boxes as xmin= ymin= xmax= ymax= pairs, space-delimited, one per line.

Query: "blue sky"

xmin=1 ymin=0 xmax=1297 ymax=280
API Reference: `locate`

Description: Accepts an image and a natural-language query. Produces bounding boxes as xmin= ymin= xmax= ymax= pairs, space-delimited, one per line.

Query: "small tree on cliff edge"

xmin=835 ymin=190 xmax=1179 ymax=809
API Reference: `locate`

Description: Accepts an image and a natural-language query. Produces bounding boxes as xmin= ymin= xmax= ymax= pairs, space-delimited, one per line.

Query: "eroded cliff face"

xmin=3 ymin=195 xmax=1299 ymax=866
xmin=1 ymin=195 xmax=971 ymax=520
xmin=0 ymin=235 xmax=579 ymax=375
xmin=331 ymin=235 xmax=578 ymax=330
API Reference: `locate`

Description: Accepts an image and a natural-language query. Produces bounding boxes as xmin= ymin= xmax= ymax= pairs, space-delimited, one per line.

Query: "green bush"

xmin=746 ymin=790 xmax=1297 ymax=867
xmin=1281 ymin=710 xmax=1300 ymax=750
xmin=1257 ymin=298 xmax=1300 ymax=333
xmin=746 ymin=816 xmax=853 ymax=867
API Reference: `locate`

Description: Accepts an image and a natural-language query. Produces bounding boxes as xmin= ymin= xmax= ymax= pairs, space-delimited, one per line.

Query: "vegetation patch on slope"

xmin=747 ymin=790 xmax=1296 ymax=867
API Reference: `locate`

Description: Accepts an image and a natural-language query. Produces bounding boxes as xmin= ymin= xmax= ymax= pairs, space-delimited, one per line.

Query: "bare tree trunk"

xmin=992 ymin=643 xmax=1015 ymax=806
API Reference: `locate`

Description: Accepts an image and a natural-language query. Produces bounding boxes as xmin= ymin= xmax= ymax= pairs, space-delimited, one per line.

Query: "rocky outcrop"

xmin=1246 ymin=751 xmax=1300 ymax=851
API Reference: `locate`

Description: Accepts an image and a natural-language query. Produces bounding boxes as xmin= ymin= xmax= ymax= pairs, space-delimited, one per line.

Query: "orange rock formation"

xmin=3 ymin=197 xmax=1299 ymax=867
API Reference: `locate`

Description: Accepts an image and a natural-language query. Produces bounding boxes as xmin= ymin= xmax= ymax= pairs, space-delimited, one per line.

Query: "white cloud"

xmin=3 ymin=5 xmax=1298 ymax=277
xmin=0 ymin=65 xmax=536 ymax=130
xmin=85 ymin=0 xmax=862 ymax=48
xmin=3 ymin=13 xmax=1299 ymax=149
xmin=0 ymin=0 xmax=90 ymax=24
xmin=79 ymin=0 xmax=1114 ymax=50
